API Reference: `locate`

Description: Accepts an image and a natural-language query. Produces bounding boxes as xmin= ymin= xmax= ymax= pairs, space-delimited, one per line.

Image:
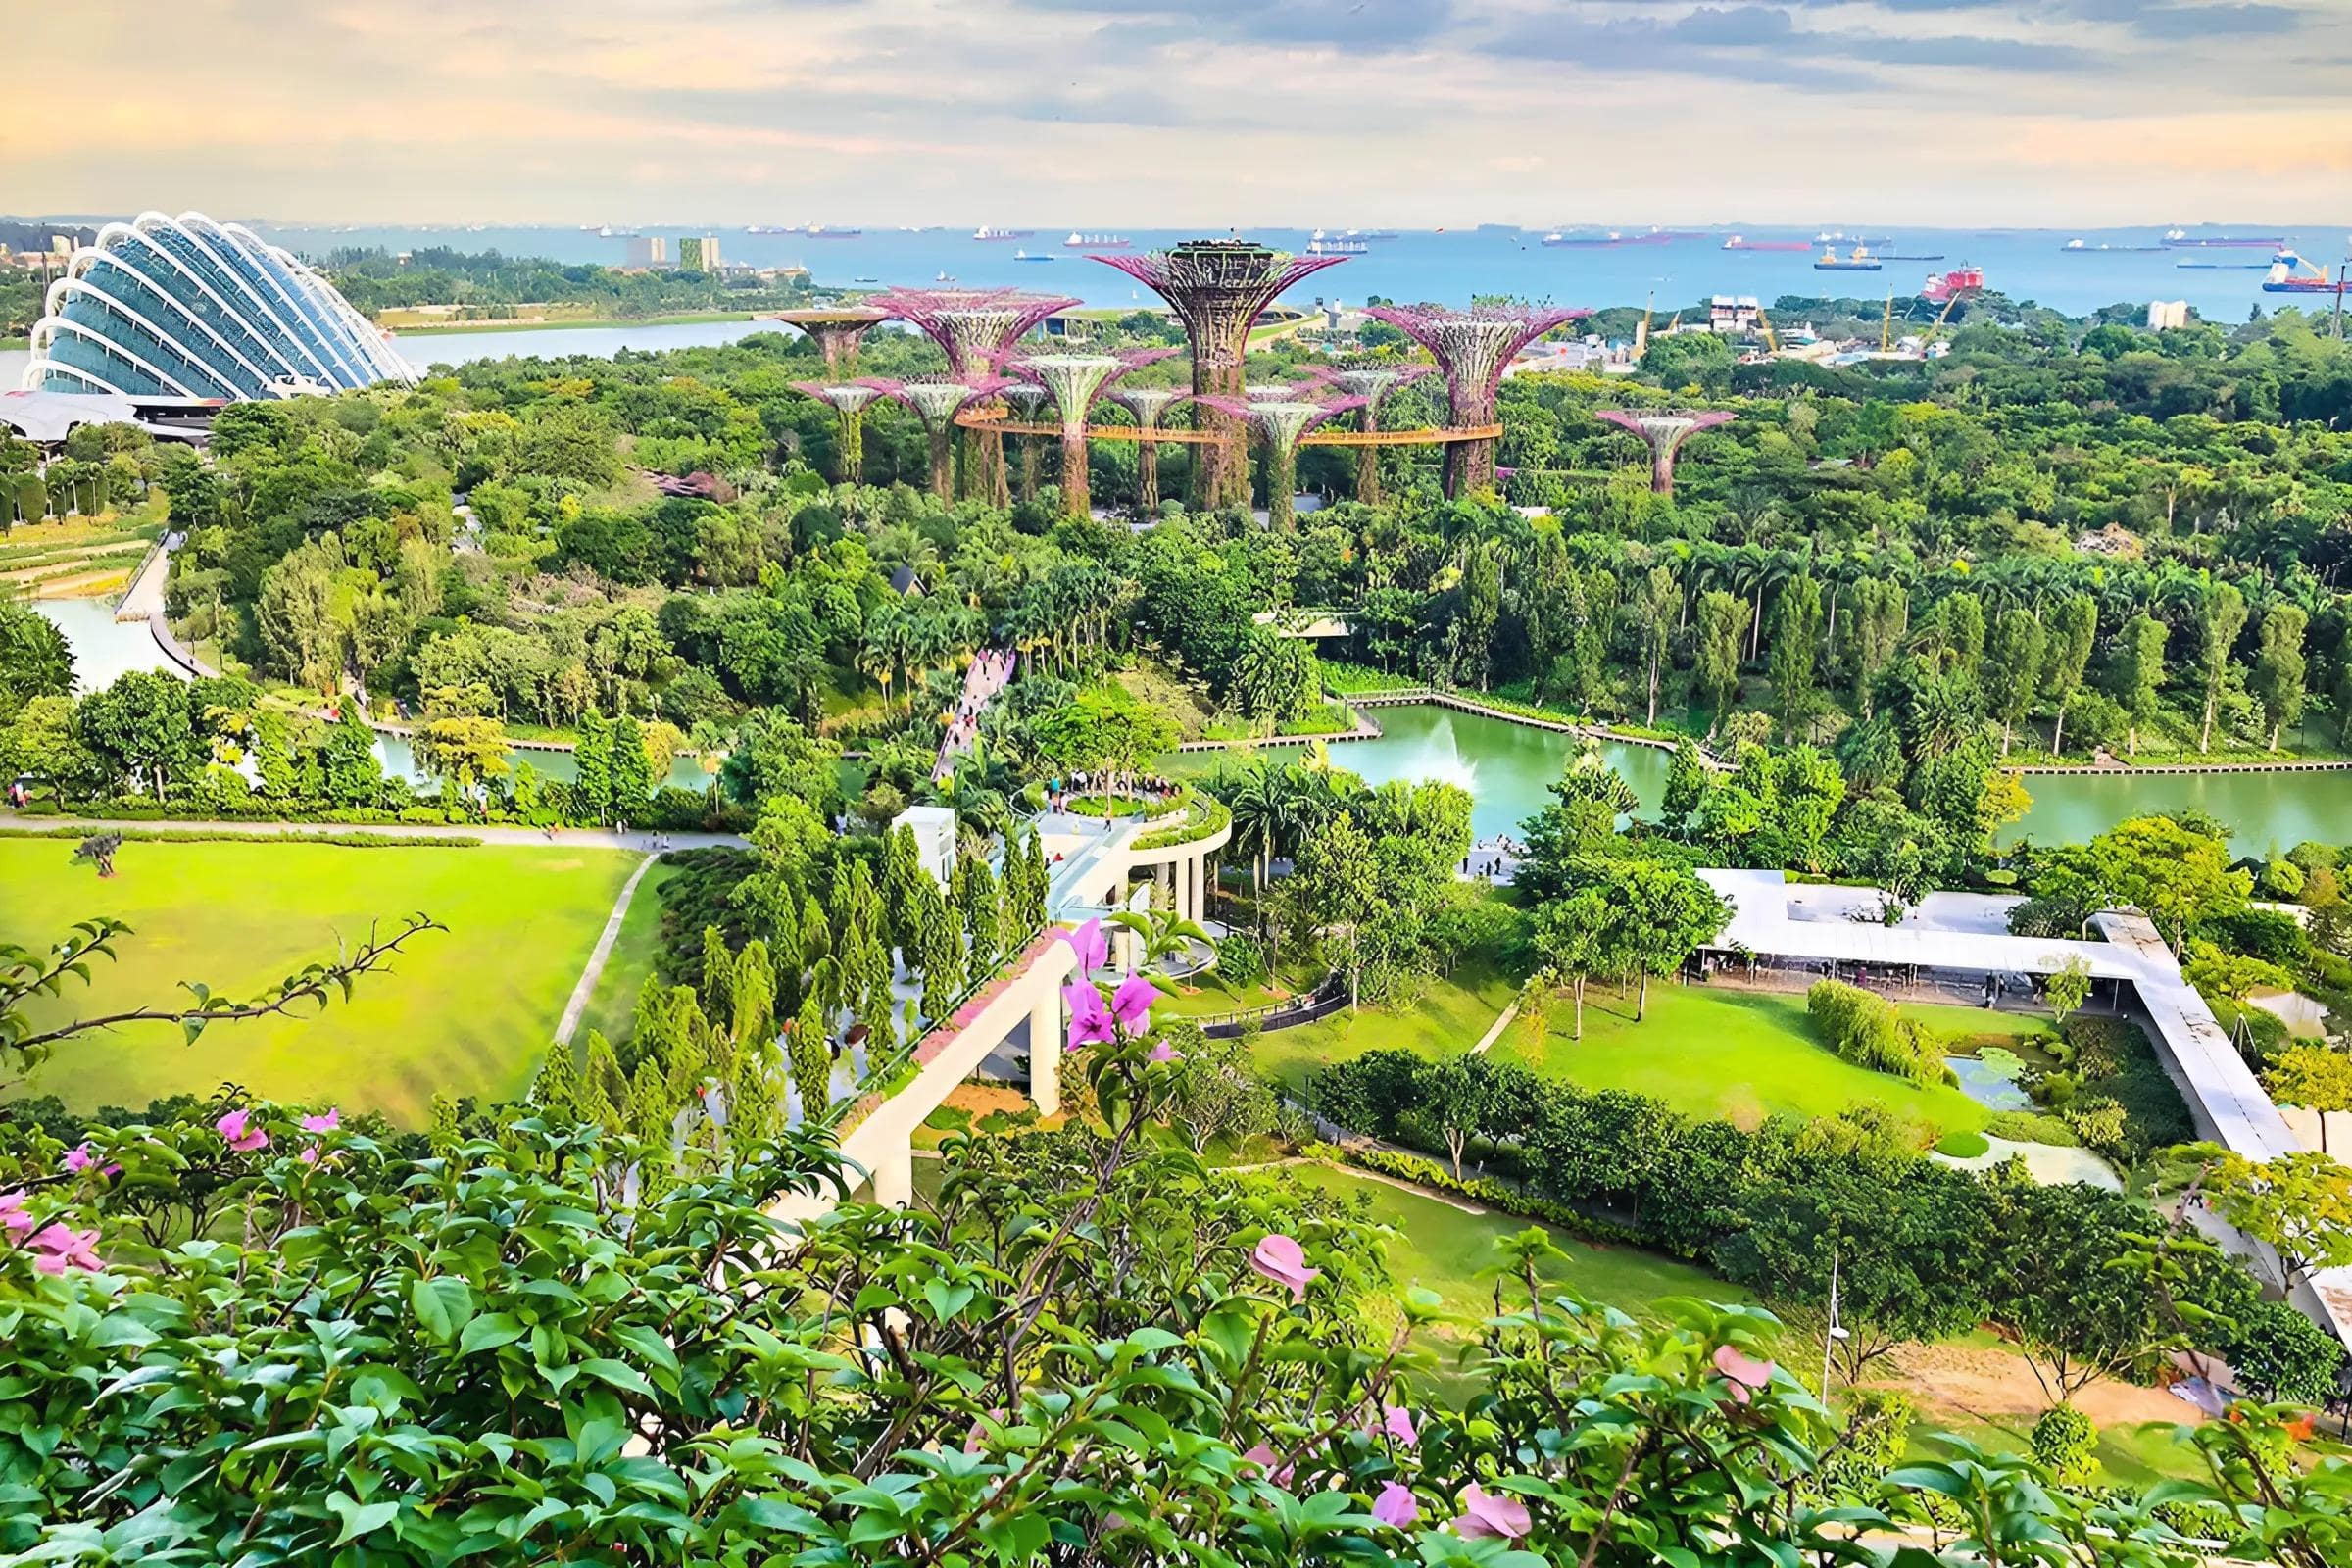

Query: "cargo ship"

xmin=1814 ymin=244 xmax=1883 ymax=271
xmin=2165 ymin=228 xmax=2285 ymax=248
xmin=745 ymin=224 xmax=796 ymax=235
xmin=1922 ymin=266 xmax=1984 ymax=304
xmin=805 ymin=224 xmax=861 ymax=238
xmin=1542 ymin=229 xmax=1669 ymax=247
xmin=2060 ymin=238 xmax=2165 ymax=253
xmin=2263 ymin=251 xmax=2349 ymax=294
xmin=1816 ymin=231 xmax=1890 ymax=245
xmin=1308 ymin=229 xmax=1369 ymax=255
xmin=1064 ymin=232 xmax=1131 ymax=249
xmin=1723 ymin=234 xmax=1811 ymax=252
xmin=973 ymin=225 xmax=1033 ymax=241
xmin=1879 ymin=250 xmax=1946 ymax=261
xmin=1011 ymin=249 xmax=1056 ymax=263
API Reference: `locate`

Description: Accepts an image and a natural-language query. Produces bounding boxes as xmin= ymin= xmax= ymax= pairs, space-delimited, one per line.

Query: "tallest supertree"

xmin=869 ymin=287 xmax=1076 ymax=505
xmin=1095 ymin=241 xmax=1346 ymax=508
xmin=1362 ymin=304 xmax=1589 ymax=496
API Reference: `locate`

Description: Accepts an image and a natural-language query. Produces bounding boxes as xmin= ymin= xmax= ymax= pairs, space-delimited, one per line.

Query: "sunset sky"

xmin=11 ymin=0 xmax=2349 ymax=227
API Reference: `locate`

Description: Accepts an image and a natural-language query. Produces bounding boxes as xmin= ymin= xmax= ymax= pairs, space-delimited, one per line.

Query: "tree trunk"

xmin=1637 ymin=971 xmax=1650 ymax=1022
xmin=1645 ymin=648 xmax=1660 ymax=725
xmin=2201 ymin=690 xmax=2216 ymax=754
xmin=2051 ymin=702 xmax=2067 ymax=759
xmin=1573 ymin=975 xmax=1586 ymax=1040
xmin=1447 ymin=1132 xmax=1465 ymax=1182
xmin=2001 ymin=718 xmax=2012 ymax=757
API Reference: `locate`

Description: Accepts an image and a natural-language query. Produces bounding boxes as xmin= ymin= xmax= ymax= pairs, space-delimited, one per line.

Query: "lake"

xmin=1175 ymin=703 xmax=2352 ymax=852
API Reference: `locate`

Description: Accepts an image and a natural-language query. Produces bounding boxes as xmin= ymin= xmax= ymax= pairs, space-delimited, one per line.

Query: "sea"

xmin=6 ymin=220 xmax=2343 ymax=387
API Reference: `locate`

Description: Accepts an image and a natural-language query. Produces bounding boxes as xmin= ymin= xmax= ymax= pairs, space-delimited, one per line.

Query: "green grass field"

xmin=1494 ymin=984 xmax=1992 ymax=1135
xmin=576 ymin=858 xmax=679 ymax=1046
xmin=1 ymin=838 xmax=637 ymax=1124
xmin=1253 ymin=961 xmax=1519 ymax=1090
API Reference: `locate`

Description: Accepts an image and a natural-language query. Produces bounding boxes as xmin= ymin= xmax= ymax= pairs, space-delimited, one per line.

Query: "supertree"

xmin=793 ymin=382 xmax=884 ymax=483
xmin=998 ymin=384 xmax=1054 ymax=504
xmin=1107 ymin=386 xmax=1193 ymax=511
xmin=1095 ymin=241 xmax=1347 ymax=508
xmin=868 ymin=287 xmax=1076 ymax=505
xmin=1594 ymin=409 xmax=1737 ymax=497
xmin=1308 ymin=362 xmax=1435 ymax=503
xmin=876 ymin=377 xmax=1004 ymax=501
xmin=1362 ymin=304 xmax=1590 ymax=496
xmin=1009 ymin=348 xmax=1179 ymax=517
xmin=766 ymin=306 xmax=895 ymax=373
xmin=1194 ymin=395 xmax=1362 ymax=533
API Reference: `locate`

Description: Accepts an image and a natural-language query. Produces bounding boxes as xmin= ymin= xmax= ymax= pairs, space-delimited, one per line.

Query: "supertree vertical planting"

xmin=999 ymin=384 xmax=1053 ymax=504
xmin=1195 ymin=395 xmax=1362 ymax=532
xmin=767 ymin=306 xmax=895 ymax=374
xmin=1094 ymin=241 xmax=1347 ymax=508
xmin=878 ymin=377 xmax=1001 ymax=501
xmin=1362 ymin=304 xmax=1589 ymax=496
xmin=869 ymin=287 xmax=1076 ymax=506
xmin=1108 ymin=386 xmax=1191 ymax=512
xmin=1594 ymin=409 xmax=1738 ymax=497
xmin=1010 ymin=348 xmax=1178 ymax=517
xmin=793 ymin=382 xmax=885 ymax=483
xmin=1311 ymin=363 xmax=1435 ymax=503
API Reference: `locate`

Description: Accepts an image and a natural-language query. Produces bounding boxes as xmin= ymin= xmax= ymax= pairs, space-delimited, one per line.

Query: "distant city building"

xmin=1708 ymin=295 xmax=1762 ymax=335
xmin=677 ymin=234 xmax=720 ymax=271
xmin=626 ymin=234 xmax=667 ymax=269
xmin=2147 ymin=299 xmax=2190 ymax=330
xmin=21 ymin=210 xmax=414 ymax=398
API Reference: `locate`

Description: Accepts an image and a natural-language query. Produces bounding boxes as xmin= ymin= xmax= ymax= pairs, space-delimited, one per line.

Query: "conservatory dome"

xmin=21 ymin=211 xmax=414 ymax=399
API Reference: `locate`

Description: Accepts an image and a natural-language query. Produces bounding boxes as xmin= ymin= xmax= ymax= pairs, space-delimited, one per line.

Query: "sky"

xmin=9 ymin=0 xmax=2350 ymax=228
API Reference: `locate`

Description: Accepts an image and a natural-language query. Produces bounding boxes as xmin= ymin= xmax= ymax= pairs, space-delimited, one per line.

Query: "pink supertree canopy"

xmin=866 ymin=287 xmax=1078 ymax=377
xmin=1361 ymin=304 xmax=1591 ymax=417
xmin=1594 ymin=409 xmax=1737 ymax=496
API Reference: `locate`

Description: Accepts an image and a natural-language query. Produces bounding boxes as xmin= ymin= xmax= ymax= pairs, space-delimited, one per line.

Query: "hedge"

xmin=0 ymin=826 xmax=482 ymax=850
xmin=1324 ymin=1144 xmax=1651 ymax=1251
xmin=1805 ymin=978 xmax=1949 ymax=1087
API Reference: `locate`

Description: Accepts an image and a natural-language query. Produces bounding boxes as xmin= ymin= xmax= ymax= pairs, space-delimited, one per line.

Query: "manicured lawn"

xmin=1495 ymin=983 xmax=1990 ymax=1136
xmin=1252 ymin=961 xmax=1518 ymax=1091
xmin=575 ymin=858 xmax=680 ymax=1046
xmin=1 ymin=838 xmax=637 ymax=1125
xmin=1289 ymin=1163 xmax=1752 ymax=1334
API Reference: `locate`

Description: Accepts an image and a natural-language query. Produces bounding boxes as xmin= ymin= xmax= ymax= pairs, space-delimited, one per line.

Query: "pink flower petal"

xmin=0 ymin=1192 xmax=30 ymax=1239
xmin=1148 ymin=1040 xmax=1182 ymax=1064
xmin=1241 ymin=1443 xmax=1294 ymax=1486
xmin=1383 ymin=1403 xmax=1418 ymax=1447
xmin=1372 ymin=1481 xmax=1419 ymax=1528
xmin=215 ymin=1109 xmax=249 ymax=1142
xmin=1713 ymin=1345 xmax=1775 ymax=1391
xmin=1250 ymin=1234 xmax=1321 ymax=1303
xmin=62 ymin=1145 xmax=92 ymax=1174
xmin=300 ymin=1108 xmax=340 ymax=1134
xmin=1109 ymin=974 xmax=1157 ymax=1031
xmin=1055 ymin=917 xmax=1107 ymax=977
xmin=1455 ymin=1484 xmax=1531 ymax=1541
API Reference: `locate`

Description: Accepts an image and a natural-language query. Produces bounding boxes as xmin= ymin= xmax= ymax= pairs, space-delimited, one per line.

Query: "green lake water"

xmin=1175 ymin=704 xmax=2352 ymax=851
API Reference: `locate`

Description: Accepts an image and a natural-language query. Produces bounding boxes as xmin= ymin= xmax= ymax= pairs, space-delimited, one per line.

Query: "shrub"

xmin=1985 ymin=1110 xmax=2081 ymax=1146
xmin=2062 ymin=1096 xmax=2129 ymax=1154
xmin=1805 ymin=979 xmax=1942 ymax=1085
xmin=2061 ymin=1016 xmax=2130 ymax=1079
xmin=2030 ymin=1403 xmax=2098 ymax=1486
xmin=1214 ymin=932 xmax=1268 ymax=989
xmin=2225 ymin=1298 xmax=2350 ymax=1406
xmin=2210 ymin=906 xmax=2309 ymax=967
xmin=1935 ymin=1130 xmax=1990 ymax=1158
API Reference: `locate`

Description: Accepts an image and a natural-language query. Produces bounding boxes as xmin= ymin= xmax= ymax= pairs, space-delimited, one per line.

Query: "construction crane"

xmin=1635 ymin=290 xmax=1654 ymax=362
xmin=1752 ymin=300 xmax=1780 ymax=354
xmin=1880 ymin=291 xmax=1894 ymax=353
xmin=1918 ymin=291 xmax=1969 ymax=350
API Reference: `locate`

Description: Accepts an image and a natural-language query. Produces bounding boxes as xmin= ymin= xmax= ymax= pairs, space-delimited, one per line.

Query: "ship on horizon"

xmin=2263 ymin=250 xmax=2349 ymax=294
xmin=2165 ymin=227 xmax=2286 ymax=248
xmin=805 ymin=224 xmax=861 ymax=238
xmin=1723 ymin=234 xmax=1811 ymax=252
xmin=1815 ymin=244 xmax=1883 ymax=271
xmin=974 ymin=225 xmax=1033 ymax=241
xmin=1308 ymin=228 xmax=1369 ymax=255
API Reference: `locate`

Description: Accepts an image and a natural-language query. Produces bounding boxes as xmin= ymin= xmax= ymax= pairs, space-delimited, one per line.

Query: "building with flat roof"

xmin=625 ymin=234 xmax=667 ymax=270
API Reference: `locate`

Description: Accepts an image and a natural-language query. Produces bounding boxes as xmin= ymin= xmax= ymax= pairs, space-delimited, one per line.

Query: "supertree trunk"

xmin=1267 ymin=439 xmax=1298 ymax=532
xmin=963 ymin=429 xmax=1010 ymax=508
xmin=1019 ymin=438 xmax=1039 ymax=504
xmin=1448 ymin=429 xmax=1496 ymax=498
xmin=927 ymin=428 xmax=955 ymax=501
xmin=1355 ymin=409 xmax=1381 ymax=505
xmin=839 ymin=411 xmax=864 ymax=484
xmin=1193 ymin=363 xmax=1247 ymax=510
xmin=1138 ymin=436 xmax=1161 ymax=511
xmin=1060 ymin=429 xmax=1091 ymax=517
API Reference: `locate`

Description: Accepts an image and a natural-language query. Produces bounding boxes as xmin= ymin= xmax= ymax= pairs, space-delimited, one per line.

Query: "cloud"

xmin=2126 ymin=3 xmax=2302 ymax=38
xmin=1006 ymin=0 xmax=1450 ymax=48
xmin=1488 ymin=4 xmax=2090 ymax=75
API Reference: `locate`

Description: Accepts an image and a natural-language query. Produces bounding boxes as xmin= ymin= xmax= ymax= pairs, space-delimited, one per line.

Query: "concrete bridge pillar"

xmin=1029 ymin=982 xmax=1061 ymax=1118
xmin=870 ymin=1137 xmax=914 ymax=1209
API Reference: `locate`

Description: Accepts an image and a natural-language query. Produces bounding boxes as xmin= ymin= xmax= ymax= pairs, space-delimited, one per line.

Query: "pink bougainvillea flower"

xmin=1056 ymin=917 xmax=1108 ymax=977
xmin=1109 ymin=974 xmax=1156 ymax=1032
xmin=1148 ymin=1039 xmax=1183 ymax=1064
xmin=299 ymin=1108 xmax=340 ymax=1134
xmin=216 ymin=1109 xmax=268 ymax=1153
xmin=1372 ymin=1481 xmax=1419 ymax=1528
xmin=1241 ymin=1444 xmax=1294 ymax=1486
xmin=1453 ymin=1484 xmax=1531 ymax=1541
xmin=62 ymin=1144 xmax=94 ymax=1174
xmin=299 ymin=1146 xmax=322 ymax=1167
xmin=1250 ymin=1234 xmax=1320 ymax=1303
xmin=0 ymin=1190 xmax=33 ymax=1239
xmin=1063 ymin=981 xmax=1116 ymax=1049
xmin=1382 ymin=1403 xmax=1419 ymax=1447
xmin=1713 ymin=1344 xmax=1775 ymax=1404
xmin=27 ymin=1223 xmax=103 ymax=1275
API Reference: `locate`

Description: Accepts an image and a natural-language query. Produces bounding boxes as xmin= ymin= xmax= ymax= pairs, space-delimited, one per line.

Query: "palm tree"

xmin=1223 ymin=760 xmax=1292 ymax=895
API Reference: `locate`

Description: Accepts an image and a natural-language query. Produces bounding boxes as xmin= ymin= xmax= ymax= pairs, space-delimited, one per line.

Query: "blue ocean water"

xmin=253 ymin=220 xmax=2350 ymax=318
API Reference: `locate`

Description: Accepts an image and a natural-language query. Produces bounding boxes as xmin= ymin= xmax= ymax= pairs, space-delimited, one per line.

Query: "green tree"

xmin=1767 ymin=574 xmax=1822 ymax=740
xmin=1159 ymin=1023 xmax=1275 ymax=1155
xmin=0 ymin=603 xmax=73 ymax=718
xmin=2109 ymin=613 xmax=2167 ymax=758
xmin=1692 ymin=589 xmax=1747 ymax=733
xmin=1661 ymin=737 xmax=1709 ymax=834
xmin=2041 ymin=595 xmax=2098 ymax=757
xmin=2044 ymin=954 xmax=2092 ymax=1031
xmin=1531 ymin=886 xmax=1623 ymax=1040
xmin=2191 ymin=580 xmax=2249 ymax=753
xmin=1985 ymin=609 xmax=2045 ymax=757
xmin=573 ymin=710 xmax=614 ymax=824
xmin=2251 ymin=603 xmax=2309 ymax=751
xmin=2265 ymin=1044 xmax=2352 ymax=1155
xmin=1610 ymin=858 xmax=1730 ymax=1021
xmin=609 ymin=712 xmax=653 ymax=817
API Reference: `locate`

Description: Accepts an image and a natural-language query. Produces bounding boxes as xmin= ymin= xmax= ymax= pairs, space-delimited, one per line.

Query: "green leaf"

xmin=327 ymin=1493 xmax=400 ymax=1546
xmin=410 ymin=1276 xmax=475 ymax=1344
xmin=922 ymin=1279 xmax=974 ymax=1322
xmin=578 ymin=1358 xmax=658 ymax=1399
xmin=458 ymin=1312 xmax=526 ymax=1356
xmin=611 ymin=1323 xmax=680 ymax=1378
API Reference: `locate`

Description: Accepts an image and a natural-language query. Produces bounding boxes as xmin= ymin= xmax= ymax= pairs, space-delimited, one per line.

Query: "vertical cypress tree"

xmin=699 ymin=925 xmax=734 ymax=1019
xmin=611 ymin=714 xmax=653 ymax=818
xmin=789 ymin=993 xmax=832 ymax=1126
xmin=956 ymin=856 xmax=1004 ymax=973
xmin=579 ymin=1030 xmax=625 ymax=1134
xmin=730 ymin=1035 xmax=779 ymax=1152
xmin=531 ymin=1040 xmax=580 ymax=1122
xmin=1768 ymin=575 xmax=1822 ymax=741
xmin=882 ymin=824 xmax=927 ymax=957
xmin=574 ymin=710 xmax=613 ymax=824
xmin=918 ymin=884 xmax=964 ymax=1022
xmin=732 ymin=940 xmax=775 ymax=1046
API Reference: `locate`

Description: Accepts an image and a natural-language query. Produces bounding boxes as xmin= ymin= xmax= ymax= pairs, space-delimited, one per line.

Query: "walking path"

xmin=933 ymin=647 xmax=1016 ymax=782
xmin=1469 ymin=1000 xmax=1521 ymax=1056
xmin=0 ymin=813 xmax=748 ymax=853
xmin=554 ymin=853 xmax=656 ymax=1047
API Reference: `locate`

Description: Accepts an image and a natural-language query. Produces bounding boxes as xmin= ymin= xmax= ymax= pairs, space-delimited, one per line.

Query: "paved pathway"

xmin=1469 ymin=1000 xmax=1521 ymax=1055
xmin=554 ymin=853 xmax=656 ymax=1047
xmin=0 ymin=814 xmax=748 ymax=852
